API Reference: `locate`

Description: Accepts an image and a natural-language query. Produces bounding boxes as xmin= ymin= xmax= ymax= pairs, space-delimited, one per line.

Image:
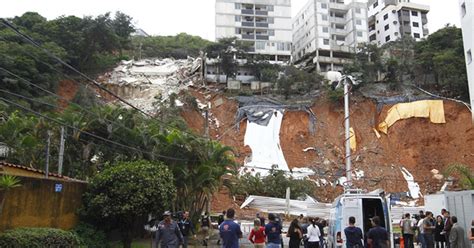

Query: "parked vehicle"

xmin=327 ymin=189 xmax=393 ymax=248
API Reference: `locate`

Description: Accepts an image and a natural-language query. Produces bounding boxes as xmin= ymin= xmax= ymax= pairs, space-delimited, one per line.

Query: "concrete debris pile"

xmin=101 ymin=57 xmax=202 ymax=113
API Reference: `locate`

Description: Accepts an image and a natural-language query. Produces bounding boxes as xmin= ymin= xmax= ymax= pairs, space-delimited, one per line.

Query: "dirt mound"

xmin=181 ymin=89 xmax=474 ymax=207
xmin=57 ymin=80 xmax=79 ymax=109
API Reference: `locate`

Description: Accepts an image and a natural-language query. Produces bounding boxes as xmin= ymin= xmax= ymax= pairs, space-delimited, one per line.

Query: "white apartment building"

xmin=459 ymin=0 xmax=474 ymax=121
xmin=292 ymin=0 xmax=369 ymax=72
xmin=215 ymin=0 xmax=292 ymax=62
xmin=368 ymin=0 xmax=429 ymax=46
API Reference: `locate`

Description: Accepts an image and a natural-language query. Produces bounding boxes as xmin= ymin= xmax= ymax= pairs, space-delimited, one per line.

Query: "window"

xmin=467 ymin=49 xmax=472 ymax=64
xmin=235 ymin=28 xmax=241 ymax=34
xmin=403 ymin=21 xmax=410 ymax=26
xmin=323 ymin=27 xmax=329 ymax=33
xmin=268 ymin=30 xmax=275 ymax=36
xmin=323 ymin=39 xmax=329 ymax=45
xmin=321 ymin=3 xmax=327 ymax=9
xmin=384 ymin=13 xmax=388 ymax=20
xmin=356 ymin=8 xmax=361 ymax=14
xmin=373 ymin=1 xmax=378 ymax=8
xmin=403 ymin=10 xmax=409 ymax=16
xmin=414 ymin=33 xmax=420 ymax=38
xmin=268 ymin=17 xmax=274 ymax=24
xmin=235 ymin=15 xmax=241 ymax=22
xmin=268 ymin=5 xmax=274 ymax=11
xmin=256 ymin=41 xmax=265 ymax=50
xmin=384 ymin=24 xmax=389 ymax=31
xmin=461 ymin=2 xmax=466 ymax=17
xmin=322 ymin=15 xmax=328 ymax=21
xmin=413 ymin=22 xmax=419 ymax=27
xmin=385 ymin=35 xmax=390 ymax=42
xmin=357 ymin=31 xmax=363 ymax=37
xmin=235 ymin=3 xmax=241 ymax=9
xmin=411 ymin=11 xmax=418 ymax=16
xmin=277 ymin=42 xmax=285 ymax=51
xmin=356 ymin=19 xmax=362 ymax=25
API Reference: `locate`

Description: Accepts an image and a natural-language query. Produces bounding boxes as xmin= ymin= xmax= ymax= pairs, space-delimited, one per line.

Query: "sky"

xmin=1 ymin=0 xmax=461 ymax=42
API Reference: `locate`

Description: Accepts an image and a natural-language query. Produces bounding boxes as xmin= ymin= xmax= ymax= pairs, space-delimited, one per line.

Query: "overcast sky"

xmin=1 ymin=0 xmax=461 ymax=41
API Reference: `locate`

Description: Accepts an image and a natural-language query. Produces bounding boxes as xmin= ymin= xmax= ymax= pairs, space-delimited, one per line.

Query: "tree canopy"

xmin=81 ymin=160 xmax=176 ymax=248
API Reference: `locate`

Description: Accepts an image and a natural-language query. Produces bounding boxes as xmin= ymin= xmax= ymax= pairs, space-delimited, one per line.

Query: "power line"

xmin=0 ymin=66 xmax=146 ymax=139
xmin=0 ymin=18 xmax=152 ymax=118
xmin=0 ymin=97 xmax=191 ymax=162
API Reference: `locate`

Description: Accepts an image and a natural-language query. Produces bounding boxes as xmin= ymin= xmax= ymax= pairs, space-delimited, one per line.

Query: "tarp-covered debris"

xmin=240 ymin=195 xmax=332 ymax=218
xmin=378 ymin=100 xmax=446 ymax=134
xmin=240 ymin=194 xmax=424 ymax=221
xmin=99 ymin=57 xmax=202 ymax=113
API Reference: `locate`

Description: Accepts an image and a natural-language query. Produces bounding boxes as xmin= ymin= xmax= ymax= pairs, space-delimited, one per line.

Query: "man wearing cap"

xmin=155 ymin=211 xmax=183 ymax=248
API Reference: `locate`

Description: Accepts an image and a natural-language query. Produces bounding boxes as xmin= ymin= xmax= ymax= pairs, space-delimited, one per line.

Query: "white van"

xmin=327 ymin=189 xmax=393 ymax=248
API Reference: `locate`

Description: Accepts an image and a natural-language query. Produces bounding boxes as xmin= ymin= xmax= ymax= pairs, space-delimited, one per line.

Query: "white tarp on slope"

xmin=241 ymin=110 xmax=314 ymax=179
xmin=243 ymin=110 xmax=288 ymax=173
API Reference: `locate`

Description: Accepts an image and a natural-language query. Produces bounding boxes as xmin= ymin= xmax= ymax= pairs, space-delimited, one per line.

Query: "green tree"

xmin=206 ymin=37 xmax=250 ymax=83
xmin=81 ymin=160 xmax=176 ymax=248
xmin=415 ymin=26 xmax=468 ymax=99
xmin=112 ymin=12 xmax=135 ymax=56
xmin=0 ymin=175 xmax=21 ymax=216
xmin=444 ymin=163 xmax=474 ymax=190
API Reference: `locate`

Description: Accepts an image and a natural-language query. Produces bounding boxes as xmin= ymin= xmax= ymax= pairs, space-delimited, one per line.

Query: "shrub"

xmin=0 ymin=227 xmax=80 ymax=247
xmin=72 ymin=222 xmax=109 ymax=248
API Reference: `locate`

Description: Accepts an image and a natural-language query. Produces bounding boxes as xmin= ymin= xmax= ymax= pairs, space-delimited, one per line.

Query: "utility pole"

xmin=343 ymin=77 xmax=352 ymax=187
xmin=45 ymin=131 xmax=51 ymax=179
xmin=58 ymin=126 xmax=65 ymax=175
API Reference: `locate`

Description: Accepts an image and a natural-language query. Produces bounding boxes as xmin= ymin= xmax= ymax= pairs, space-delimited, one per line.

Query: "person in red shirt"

xmin=249 ymin=218 xmax=266 ymax=248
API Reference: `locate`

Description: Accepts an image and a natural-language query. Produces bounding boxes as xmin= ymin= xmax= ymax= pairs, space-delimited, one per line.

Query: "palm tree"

xmin=444 ymin=163 xmax=474 ymax=190
xmin=0 ymin=174 xmax=21 ymax=215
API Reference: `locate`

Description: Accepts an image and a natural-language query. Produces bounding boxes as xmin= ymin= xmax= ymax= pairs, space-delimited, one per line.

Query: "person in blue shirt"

xmin=266 ymin=213 xmax=283 ymax=248
xmin=219 ymin=208 xmax=243 ymax=248
xmin=345 ymin=216 xmax=364 ymax=248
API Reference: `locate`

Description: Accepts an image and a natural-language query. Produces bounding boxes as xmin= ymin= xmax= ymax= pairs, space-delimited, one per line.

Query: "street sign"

xmin=55 ymin=183 xmax=63 ymax=192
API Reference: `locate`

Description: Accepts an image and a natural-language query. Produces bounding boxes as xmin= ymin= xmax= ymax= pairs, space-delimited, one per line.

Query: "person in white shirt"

xmin=307 ymin=218 xmax=322 ymax=248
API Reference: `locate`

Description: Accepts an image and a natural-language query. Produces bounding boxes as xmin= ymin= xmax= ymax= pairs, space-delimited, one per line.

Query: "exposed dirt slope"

xmin=182 ymin=89 xmax=474 ymax=206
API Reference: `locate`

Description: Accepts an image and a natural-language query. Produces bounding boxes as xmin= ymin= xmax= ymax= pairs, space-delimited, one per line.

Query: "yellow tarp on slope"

xmin=378 ymin=100 xmax=446 ymax=134
xmin=350 ymin=127 xmax=356 ymax=152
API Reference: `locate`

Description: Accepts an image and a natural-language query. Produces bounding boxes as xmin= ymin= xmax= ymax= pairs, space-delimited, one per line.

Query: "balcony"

xmin=331 ymin=28 xmax=346 ymax=35
xmin=242 ymin=9 xmax=254 ymax=15
xmin=330 ymin=16 xmax=346 ymax=24
xmin=256 ymin=22 xmax=269 ymax=28
xmin=255 ymin=10 xmax=268 ymax=15
xmin=242 ymin=22 xmax=254 ymax=27
xmin=242 ymin=34 xmax=255 ymax=39
xmin=256 ymin=35 xmax=269 ymax=40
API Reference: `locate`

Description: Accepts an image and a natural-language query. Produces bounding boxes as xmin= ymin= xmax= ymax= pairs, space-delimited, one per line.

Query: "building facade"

xmin=215 ymin=0 xmax=292 ymax=62
xmin=459 ymin=0 xmax=474 ymax=121
xmin=292 ymin=0 xmax=369 ymax=72
xmin=368 ymin=0 xmax=429 ymax=46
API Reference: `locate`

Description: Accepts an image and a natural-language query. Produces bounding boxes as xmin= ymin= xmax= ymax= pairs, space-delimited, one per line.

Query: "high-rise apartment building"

xmin=367 ymin=0 xmax=429 ymax=46
xmin=215 ymin=0 xmax=292 ymax=62
xmin=459 ymin=0 xmax=474 ymax=121
xmin=292 ymin=0 xmax=368 ymax=72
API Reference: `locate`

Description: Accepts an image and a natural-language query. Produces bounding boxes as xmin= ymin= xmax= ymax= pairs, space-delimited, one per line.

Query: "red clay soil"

xmin=182 ymin=89 xmax=474 ymax=208
xmin=57 ymin=80 xmax=79 ymax=109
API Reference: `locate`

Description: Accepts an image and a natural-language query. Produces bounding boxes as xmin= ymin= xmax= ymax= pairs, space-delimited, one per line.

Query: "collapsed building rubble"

xmin=99 ymin=57 xmax=203 ymax=113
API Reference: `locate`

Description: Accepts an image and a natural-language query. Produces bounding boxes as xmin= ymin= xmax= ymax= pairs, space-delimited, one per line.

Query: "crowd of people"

xmin=399 ymin=209 xmax=472 ymax=248
xmin=151 ymin=208 xmax=473 ymax=248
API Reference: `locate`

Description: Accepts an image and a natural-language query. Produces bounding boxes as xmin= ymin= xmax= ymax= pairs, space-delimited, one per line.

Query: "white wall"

xmin=460 ymin=0 xmax=474 ymax=121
